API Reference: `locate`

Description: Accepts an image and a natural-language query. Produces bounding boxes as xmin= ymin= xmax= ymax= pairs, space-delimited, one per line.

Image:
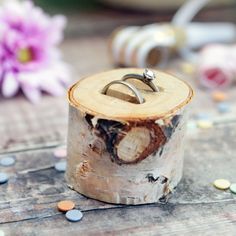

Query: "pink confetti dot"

xmin=53 ymin=148 xmax=67 ymax=158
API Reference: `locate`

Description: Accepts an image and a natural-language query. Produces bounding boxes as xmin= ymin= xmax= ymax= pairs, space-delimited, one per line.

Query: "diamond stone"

xmin=143 ymin=68 xmax=155 ymax=80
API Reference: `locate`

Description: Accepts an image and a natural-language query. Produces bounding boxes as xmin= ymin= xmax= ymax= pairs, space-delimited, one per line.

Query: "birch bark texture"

xmin=66 ymin=68 xmax=193 ymax=205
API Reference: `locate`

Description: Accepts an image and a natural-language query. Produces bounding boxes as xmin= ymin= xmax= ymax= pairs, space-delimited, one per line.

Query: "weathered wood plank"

xmin=1 ymin=201 xmax=236 ymax=236
xmin=0 ymin=149 xmax=117 ymax=224
xmin=0 ymin=119 xmax=235 ymax=226
xmin=0 ymin=96 xmax=67 ymax=153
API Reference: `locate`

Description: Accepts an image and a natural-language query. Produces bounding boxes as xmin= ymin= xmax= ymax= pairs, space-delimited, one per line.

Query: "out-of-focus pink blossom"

xmin=0 ymin=0 xmax=70 ymax=103
xmin=198 ymin=44 xmax=236 ymax=89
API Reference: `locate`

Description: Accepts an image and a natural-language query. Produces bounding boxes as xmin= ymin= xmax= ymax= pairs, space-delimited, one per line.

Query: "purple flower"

xmin=0 ymin=0 xmax=70 ymax=102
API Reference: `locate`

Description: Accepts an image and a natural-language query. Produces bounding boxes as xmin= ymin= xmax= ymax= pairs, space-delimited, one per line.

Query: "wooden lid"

xmin=68 ymin=68 xmax=193 ymax=121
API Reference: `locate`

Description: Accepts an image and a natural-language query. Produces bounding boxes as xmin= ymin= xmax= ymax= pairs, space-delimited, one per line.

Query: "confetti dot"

xmin=212 ymin=91 xmax=227 ymax=102
xmin=195 ymin=113 xmax=210 ymax=120
xmin=54 ymin=161 xmax=67 ymax=172
xmin=0 ymin=156 xmax=15 ymax=166
xmin=197 ymin=120 xmax=213 ymax=129
xmin=57 ymin=200 xmax=75 ymax=212
xmin=230 ymin=183 xmax=236 ymax=194
xmin=187 ymin=121 xmax=197 ymax=134
xmin=213 ymin=179 xmax=230 ymax=190
xmin=187 ymin=121 xmax=197 ymax=129
xmin=0 ymin=172 xmax=9 ymax=184
xmin=0 ymin=229 xmax=5 ymax=236
xmin=65 ymin=209 xmax=83 ymax=222
xmin=180 ymin=62 xmax=195 ymax=75
xmin=217 ymin=102 xmax=230 ymax=113
xmin=53 ymin=148 xmax=67 ymax=158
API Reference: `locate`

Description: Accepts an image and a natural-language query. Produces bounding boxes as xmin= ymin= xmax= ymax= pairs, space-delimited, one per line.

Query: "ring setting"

xmin=143 ymin=68 xmax=156 ymax=82
xmin=122 ymin=68 xmax=159 ymax=92
xmin=102 ymin=69 xmax=159 ymax=104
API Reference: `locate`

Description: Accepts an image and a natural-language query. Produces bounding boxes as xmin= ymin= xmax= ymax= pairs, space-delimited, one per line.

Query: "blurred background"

xmin=34 ymin=0 xmax=236 ymax=38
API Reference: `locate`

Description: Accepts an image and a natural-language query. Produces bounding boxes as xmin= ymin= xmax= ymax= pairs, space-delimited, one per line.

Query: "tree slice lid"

xmin=68 ymin=68 xmax=193 ymax=121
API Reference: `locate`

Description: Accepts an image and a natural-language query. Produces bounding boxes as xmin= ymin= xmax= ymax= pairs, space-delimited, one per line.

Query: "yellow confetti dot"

xmin=197 ymin=120 xmax=213 ymax=129
xmin=213 ymin=179 xmax=231 ymax=190
xmin=180 ymin=62 xmax=195 ymax=75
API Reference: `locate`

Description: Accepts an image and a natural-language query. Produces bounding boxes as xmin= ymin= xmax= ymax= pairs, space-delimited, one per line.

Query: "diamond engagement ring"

xmin=122 ymin=68 xmax=159 ymax=92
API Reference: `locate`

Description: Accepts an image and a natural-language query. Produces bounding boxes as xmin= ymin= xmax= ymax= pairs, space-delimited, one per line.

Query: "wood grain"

xmin=0 ymin=96 xmax=67 ymax=154
xmin=0 ymin=33 xmax=236 ymax=235
xmin=3 ymin=201 xmax=236 ymax=236
xmin=0 ymin=119 xmax=236 ymax=235
xmin=68 ymin=68 xmax=193 ymax=120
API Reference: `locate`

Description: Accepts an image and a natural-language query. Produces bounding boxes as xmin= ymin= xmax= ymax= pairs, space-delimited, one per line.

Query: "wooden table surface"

xmin=1 ymin=11 xmax=236 ymax=235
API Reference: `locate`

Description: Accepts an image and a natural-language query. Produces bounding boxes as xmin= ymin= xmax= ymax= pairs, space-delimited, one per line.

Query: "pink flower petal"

xmin=35 ymin=68 xmax=66 ymax=96
xmin=21 ymin=85 xmax=42 ymax=103
xmin=0 ymin=67 xmax=3 ymax=82
xmin=47 ymin=15 xmax=66 ymax=45
xmin=40 ymin=80 xmax=65 ymax=96
xmin=0 ymin=0 xmax=68 ymax=101
xmin=51 ymin=61 xmax=71 ymax=85
xmin=1 ymin=72 xmax=19 ymax=97
xmin=18 ymin=72 xmax=41 ymax=87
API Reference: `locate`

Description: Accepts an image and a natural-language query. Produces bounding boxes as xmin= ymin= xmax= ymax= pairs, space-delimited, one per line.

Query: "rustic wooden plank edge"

xmin=2 ymin=200 xmax=236 ymax=236
xmin=1 ymin=199 xmax=236 ymax=225
xmin=0 ymin=142 xmax=65 ymax=155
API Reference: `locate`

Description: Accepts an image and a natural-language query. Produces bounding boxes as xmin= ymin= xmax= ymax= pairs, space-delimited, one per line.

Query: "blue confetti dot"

xmin=54 ymin=161 xmax=67 ymax=172
xmin=217 ymin=102 xmax=230 ymax=113
xmin=0 ymin=172 xmax=9 ymax=184
xmin=195 ymin=113 xmax=210 ymax=120
xmin=0 ymin=156 xmax=15 ymax=166
xmin=65 ymin=209 xmax=83 ymax=222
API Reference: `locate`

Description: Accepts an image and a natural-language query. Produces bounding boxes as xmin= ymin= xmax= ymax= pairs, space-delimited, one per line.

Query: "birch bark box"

xmin=66 ymin=68 xmax=193 ymax=205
